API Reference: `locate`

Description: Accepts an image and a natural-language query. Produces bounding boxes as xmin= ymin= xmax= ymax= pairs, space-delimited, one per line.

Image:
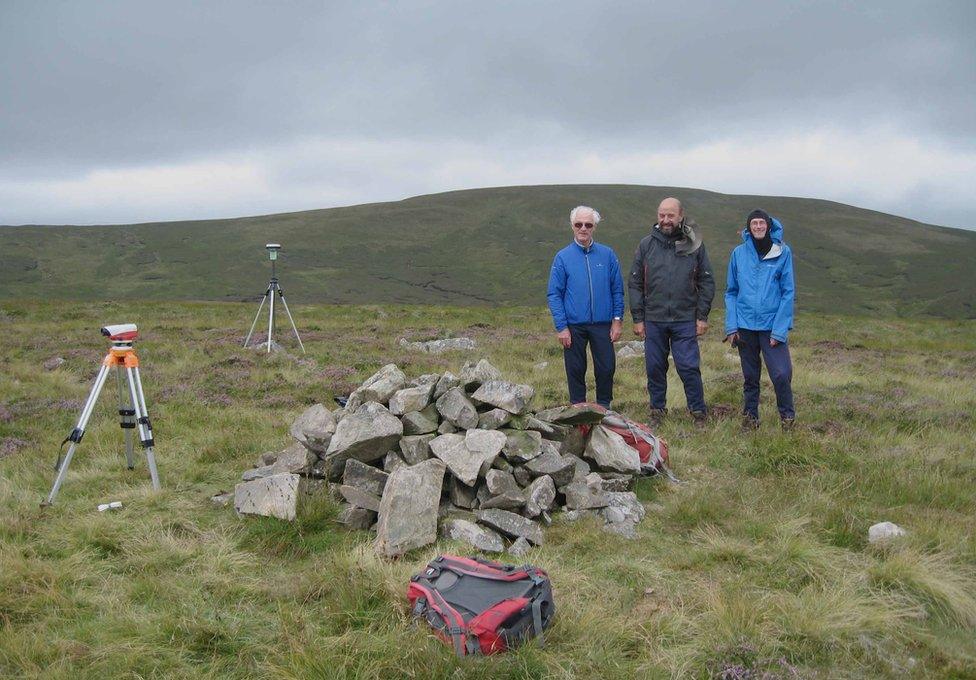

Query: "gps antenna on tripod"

xmin=243 ymin=243 xmax=306 ymax=354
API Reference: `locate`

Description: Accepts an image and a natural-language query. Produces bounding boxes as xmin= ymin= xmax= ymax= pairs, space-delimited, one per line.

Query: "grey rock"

xmin=584 ymin=472 xmax=605 ymax=490
xmin=433 ymin=371 xmax=460 ymax=400
xmin=562 ymin=481 xmax=610 ymax=510
xmin=339 ymin=484 xmax=382 ymax=512
xmin=412 ymin=373 xmax=441 ymax=387
xmin=343 ymin=459 xmax=389 ymax=496
xmin=399 ymin=434 xmax=434 ymax=464
xmin=564 ymin=454 xmax=591 ymax=483
xmin=429 ymin=431 xmax=501 ymax=486
xmin=533 ymin=361 xmax=549 ymax=370
xmin=476 ymin=483 xmax=493 ymax=507
xmin=257 ymin=451 xmax=278 ymax=466
xmin=210 ymin=491 xmax=233 ymax=507
xmin=491 ymin=456 xmax=514 ymax=473
xmin=479 ymin=490 xmax=525 ymax=511
xmin=501 ymin=429 xmax=543 ymax=464
xmin=375 ymin=458 xmax=447 ymax=558
xmin=583 ymin=425 xmax=641 ymax=474
xmin=337 ymin=504 xmax=376 ymax=530
xmin=478 ymin=408 xmax=513 ymax=430
xmin=525 ymin=416 xmax=557 ymax=436
xmin=383 ymin=451 xmax=406 ymax=473
xmin=43 ymin=356 xmax=66 ymax=370
xmin=388 ymin=383 xmax=436 ymax=416
xmin=271 ymin=442 xmax=317 ymax=475
xmin=234 ymin=473 xmax=315 ymax=521
xmin=435 ymin=387 xmax=480 ymax=429
xmin=599 ymin=472 xmax=633 ymax=492
xmin=603 ymin=491 xmax=646 ymax=523
xmin=242 ymin=464 xmax=276 ymax=482
xmin=476 ymin=509 xmax=544 ymax=546
xmin=868 ymin=521 xmax=907 ymax=543
xmin=507 ymin=536 xmax=532 ymax=557
xmin=324 ymin=401 xmax=404 ymax=468
xmin=437 ymin=419 xmax=457 ymax=434
xmin=401 ymin=404 xmax=440 ymax=435
xmin=460 ymin=358 xmax=503 ymax=390
xmin=441 ymin=518 xmax=505 ymax=552
xmin=615 ymin=340 xmax=645 ymax=360
xmin=524 ymin=475 xmax=556 ymax=518
xmin=448 ymin=476 xmax=478 ymax=509
xmin=346 ymin=364 xmax=407 ymax=410
xmin=513 ymin=466 xmax=534 ymax=487
xmin=505 ymin=414 xmax=530 ymax=430
xmin=438 ymin=501 xmax=476 ymax=522
xmin=485 ymin=469 xmax=520 ymax=495
xmin=535 ymin=403 xmax=607 ymax=425
xmin=465 ymin=428 xmax=507 ymax=456
xmin=471 ymin=380 xmax=535 ymax=415
xmin=400 ymin=337 xmax=477 ymax=353
xmin=550 ymin=425 xmax=586 ymax=457
xmin=289 ymin=403 xmax=337 ymax=453
xmin=524 ymin=444 xmax=576 ymax=487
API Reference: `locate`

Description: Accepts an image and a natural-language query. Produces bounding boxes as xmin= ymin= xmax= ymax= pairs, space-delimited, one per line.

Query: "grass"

xmin=1 ymin=299 xmax=974 ymax=678
xmin=2 ymin=184 xmax=975 ymax=318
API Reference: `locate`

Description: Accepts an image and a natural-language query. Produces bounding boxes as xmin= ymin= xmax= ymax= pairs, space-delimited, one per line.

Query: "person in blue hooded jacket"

xmin=724 ymin=209 xmax=796 ymax=429
xmin=547 ymin=205 xmax=625 ymax=409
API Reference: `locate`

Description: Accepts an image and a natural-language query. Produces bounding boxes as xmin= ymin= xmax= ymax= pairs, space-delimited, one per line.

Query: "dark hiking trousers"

xmin=736 ymin=329 xmax=795 ymax=419
xmin=563 ymin=323 xmax=615 ymax=408
xmin=643 ymin=320 xmax=706 ymax=413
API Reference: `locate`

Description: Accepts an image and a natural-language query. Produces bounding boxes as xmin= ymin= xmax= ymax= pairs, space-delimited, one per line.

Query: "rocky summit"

xmin=232 ymin=359 xmax=666 ymax=556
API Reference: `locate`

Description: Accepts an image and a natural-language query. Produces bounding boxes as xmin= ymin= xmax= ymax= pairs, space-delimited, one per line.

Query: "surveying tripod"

xmin=242 ymin=243 xmax=305 ymax=354
xmin=44 ymin=324 xmax=160 ymax=506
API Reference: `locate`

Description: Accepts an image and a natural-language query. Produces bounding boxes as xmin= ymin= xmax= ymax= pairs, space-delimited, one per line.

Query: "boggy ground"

xmin=1 ymin=300 xmax=974 ymax=679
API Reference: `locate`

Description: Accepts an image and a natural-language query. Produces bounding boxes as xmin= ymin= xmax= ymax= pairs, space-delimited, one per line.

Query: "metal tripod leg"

xmin=127 ymin=366 xmax=160 ymax=490
xmin=45 ymin=361 xmax=113 ymax=505
xmin=276 ymin=286 xmax=306 ymax=354
xmin=116 ymin=365 xmax=135 ymax=469
xmin=243 ymin=285 xmax=271 ymax=347
xmin=267 ymin=281 xmax=276 ymax=353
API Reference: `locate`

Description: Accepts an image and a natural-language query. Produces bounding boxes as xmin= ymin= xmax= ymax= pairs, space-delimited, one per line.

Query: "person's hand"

xmin=610 ymin=319 xmax=622 ymax=342
xmin=769 ymin=338 xmax=780 ymax=347
xmin=633 ymin=322 xmax=645 ymax=339
xmin=724 ymin=332 xmax=739 ymax=346
xmin=557 ymin=328 xmax=571 ymax=348
xmin=696 ymin=320 xmax=708 ymax=336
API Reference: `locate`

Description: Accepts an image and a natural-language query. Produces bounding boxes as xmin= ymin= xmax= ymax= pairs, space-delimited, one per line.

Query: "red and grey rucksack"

xmin=573 ymin=403 xmax=673 ymax=479
xmin=407 ymin=555 xmax=555 ymax=656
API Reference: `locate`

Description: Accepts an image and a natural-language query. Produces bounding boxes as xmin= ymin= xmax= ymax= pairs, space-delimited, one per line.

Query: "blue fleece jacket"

xmin=724 ymin=217 xmax=795 ymax=342
xmin=547 ymin=240 xmax=625 ymax=331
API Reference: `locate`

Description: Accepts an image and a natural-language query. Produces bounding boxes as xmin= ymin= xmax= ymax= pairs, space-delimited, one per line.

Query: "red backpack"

xmin=572 ymin=403 xmax=673 ymax=478
xmin=407 ymin=555 xmax=555 ymax=656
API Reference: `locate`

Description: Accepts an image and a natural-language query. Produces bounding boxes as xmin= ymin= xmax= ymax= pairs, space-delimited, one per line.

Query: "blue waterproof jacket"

xmin=547 ymin=240 xmax=625 ymax=331
xmin=724 ymin=217 xmax=795 ymax=342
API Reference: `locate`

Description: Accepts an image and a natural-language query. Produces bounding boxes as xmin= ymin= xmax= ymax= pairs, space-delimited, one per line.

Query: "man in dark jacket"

xmin=629 ymin=197 xmax=715 ymax=425
xmin=547 ymin=205 xmax=625 ymax=409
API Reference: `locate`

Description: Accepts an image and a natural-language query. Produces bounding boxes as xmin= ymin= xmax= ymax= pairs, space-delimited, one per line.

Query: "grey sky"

xmin=1 ymin=1 xmax=974 ymax=228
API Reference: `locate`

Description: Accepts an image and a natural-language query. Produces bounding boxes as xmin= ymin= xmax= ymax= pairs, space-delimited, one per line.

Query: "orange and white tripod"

xmin=44 ymin=324 xmax=160 ymax=505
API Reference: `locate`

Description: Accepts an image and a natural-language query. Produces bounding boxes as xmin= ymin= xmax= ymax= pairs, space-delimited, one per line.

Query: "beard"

xmin=659 ymin=220 xmax=679 ymax=235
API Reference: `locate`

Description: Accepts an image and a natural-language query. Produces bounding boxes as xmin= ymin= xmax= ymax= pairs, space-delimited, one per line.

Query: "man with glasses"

xmin=629 ymin=197 xmax=715 ymax=427
xmin=546 ymin=205 xmax=625 ymax=409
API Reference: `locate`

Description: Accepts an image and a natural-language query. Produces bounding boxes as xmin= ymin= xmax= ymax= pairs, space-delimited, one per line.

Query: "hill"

xmin=2 ymin=185 xmax=974 ymax=317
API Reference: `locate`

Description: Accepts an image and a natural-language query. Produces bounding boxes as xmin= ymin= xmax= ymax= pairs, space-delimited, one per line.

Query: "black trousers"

xmin=562 ymin=323 xmax=615 ymax=408
xmin=737 ymin=329 xmax=795 ymax=419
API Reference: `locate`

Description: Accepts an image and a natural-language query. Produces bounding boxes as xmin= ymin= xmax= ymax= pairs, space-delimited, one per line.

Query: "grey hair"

xmin=570 ymin=205 xmax=601 ymax=224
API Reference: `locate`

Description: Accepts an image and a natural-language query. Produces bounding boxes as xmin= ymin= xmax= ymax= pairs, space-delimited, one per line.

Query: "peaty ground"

xmin=0 ymin=300 xmax=974 ymax=679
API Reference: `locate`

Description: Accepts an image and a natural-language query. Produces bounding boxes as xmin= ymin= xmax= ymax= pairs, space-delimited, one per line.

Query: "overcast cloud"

xmin=1 ymin=1 xmax=973 ymax=228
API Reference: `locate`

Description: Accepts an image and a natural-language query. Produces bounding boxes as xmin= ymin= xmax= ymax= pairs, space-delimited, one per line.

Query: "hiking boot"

xmin=741 ymin=415 xmax=760 ymax=431
xmin=691 ymin=410 xmax=708 ymax=428
xmin=648 ymin=408 xmax=666 ymax=428
xmin=781 ymin=417 xmax=796 ymax=431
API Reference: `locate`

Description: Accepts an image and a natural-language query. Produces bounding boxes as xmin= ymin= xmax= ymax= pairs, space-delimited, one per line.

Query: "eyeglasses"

xmin=573 ymin=222 xmax=594 ymax=230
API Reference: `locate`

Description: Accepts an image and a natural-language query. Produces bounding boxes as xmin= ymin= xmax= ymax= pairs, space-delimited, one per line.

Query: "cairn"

xmin=233 ymin=359 xmax=653 ymax=558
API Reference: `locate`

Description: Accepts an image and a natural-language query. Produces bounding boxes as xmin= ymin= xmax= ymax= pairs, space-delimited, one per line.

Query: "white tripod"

xmin=44 ymin=324 xmax=160 ymax=505
xmin=243 ymin=243 xmax=306 ymax=354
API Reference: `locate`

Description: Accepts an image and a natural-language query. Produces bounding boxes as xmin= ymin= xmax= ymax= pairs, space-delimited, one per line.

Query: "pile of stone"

xmin=233 ymin=359 xmax=652 ymax=558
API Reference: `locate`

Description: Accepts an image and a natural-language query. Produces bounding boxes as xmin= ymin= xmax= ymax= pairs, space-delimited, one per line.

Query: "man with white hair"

xmin=546 ymin=205 xmax=625 ymax=409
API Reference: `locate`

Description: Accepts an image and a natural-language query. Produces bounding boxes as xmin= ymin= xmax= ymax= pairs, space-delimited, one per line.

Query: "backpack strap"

xmin=531 ymin=598 xmax=545 ymax=648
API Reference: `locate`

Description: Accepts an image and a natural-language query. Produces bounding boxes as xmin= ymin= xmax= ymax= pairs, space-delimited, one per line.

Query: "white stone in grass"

xmin=868 ymin=521 xmax=907 ymax=543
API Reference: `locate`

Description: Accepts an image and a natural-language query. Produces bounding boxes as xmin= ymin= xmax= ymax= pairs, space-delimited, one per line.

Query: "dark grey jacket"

xmin=628 ymin=219 xmax=715 ymax=323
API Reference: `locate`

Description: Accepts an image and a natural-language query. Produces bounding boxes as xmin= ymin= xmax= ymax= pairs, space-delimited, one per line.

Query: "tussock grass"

xmin=1 ymin=301 xmax=975 ymax=677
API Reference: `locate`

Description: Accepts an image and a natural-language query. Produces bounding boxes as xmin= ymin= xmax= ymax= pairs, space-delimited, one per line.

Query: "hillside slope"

xmin=2 ymin=184 xmax=973 ymax=317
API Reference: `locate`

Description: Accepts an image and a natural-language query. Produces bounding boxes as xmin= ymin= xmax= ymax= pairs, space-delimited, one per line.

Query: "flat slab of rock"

xmin=346 ymin=364 xmax=407 ymax=410
xmin=235 ymin=473 xmax=314 ymax=521
xmin=400 ymin=337 xmax=477 ymax=353
xmin=507 ymin=536 xmax=532 ymax=557
xmin=868 ymin=521 xmax=907 ymax=543
xmin=501 ymin=429 xmax=543 ymax=464
xmin=339 ymin=484 xmax=381 ymax=512
xmin=271 ymin=442 xmax=317 ymax=475
xmin=615 ymin=340 xmax=645 ymax=360
xmin=430 ymin=431 xmax=501 ymax=486
xmin=460 ymin=359 xmax=503 ymax=389
xmin=399 ymin=434 xmax=434 ymax=464
xmin=471 ymin=380 xmax=535 ymax=415
xmin=524 ymin=475 xmax=556 ymax=518
xmin=478 ymin=408 xmax=513 ymax=430
xmin=375 ymin=458 xmax=447 ymax=558
xmin=401 ymin=404 xmax=440 ymax=435
xmin=289 ymin=403 xmax=337 ymax=453
xmin=433 ymin=372 xmax=460 ymax=400
xmin=242 ymin=464 xmax=276 ymax=482
xmin=435 ymin=387 xmax=480 ymax=429
xmin=343 ymin=459 xmax=389 ymax=496
xmin=337 ymin=504 xmax=376 ymax=530
xmin=523 ymin=444 xmax=576 ymax=487
xmin=441 ymin=518 xmax=505 ymax=552
xmin=535 ymin=403 xmax=607 ymax=425
xmin=388 ymin=383 xmax=436 ymax=416
xmin=324 ymin=402 xmax=403 ymax=468
xmin=476 ymin=509 xmax=544 ymax=545
xmin=584 ymin=425 xmax=641 ymax=474
xmin=562 ymin=481 xmax=610 ymax=510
